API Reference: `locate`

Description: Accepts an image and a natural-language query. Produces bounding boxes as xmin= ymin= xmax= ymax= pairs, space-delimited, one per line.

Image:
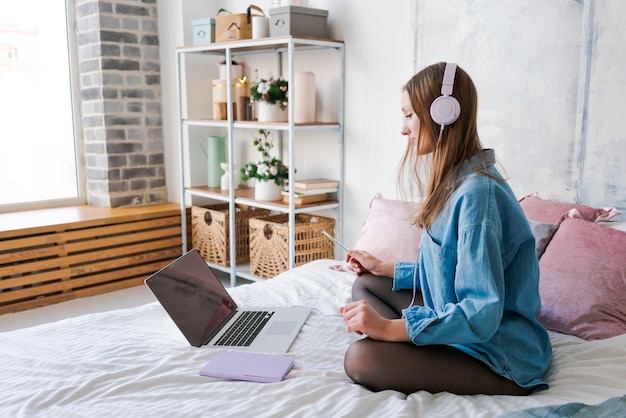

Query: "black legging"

xmin=344 ymin=273 xmax=531 ymax=396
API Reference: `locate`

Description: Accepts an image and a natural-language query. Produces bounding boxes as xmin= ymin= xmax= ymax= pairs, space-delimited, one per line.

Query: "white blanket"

xmin=3 ymin=259 xmax=626 ymax=417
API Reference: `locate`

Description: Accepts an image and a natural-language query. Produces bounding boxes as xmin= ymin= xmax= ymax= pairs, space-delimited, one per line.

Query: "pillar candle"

xmin=233 ymin=80 xmax=249 ymax=120
xmin=212 ymin=79 xmax=227 ymax=102
xmin=293 ymin=71 xmax=316 ymax=124
xmin=213 ymin=79 xmax=233 ymax=120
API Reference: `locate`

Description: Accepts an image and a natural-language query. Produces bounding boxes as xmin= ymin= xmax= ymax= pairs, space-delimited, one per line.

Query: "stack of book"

xmin=282 ymin=178 xmax=339 ymax=205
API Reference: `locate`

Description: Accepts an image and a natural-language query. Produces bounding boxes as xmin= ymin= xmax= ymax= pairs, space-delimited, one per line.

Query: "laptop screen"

xmin=145 ymin=250 xmax=237 ymax=347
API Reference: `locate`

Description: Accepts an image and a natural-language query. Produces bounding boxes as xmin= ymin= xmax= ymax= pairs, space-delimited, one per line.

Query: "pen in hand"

xmin=320 ymin=229 xmax=350 ymax=253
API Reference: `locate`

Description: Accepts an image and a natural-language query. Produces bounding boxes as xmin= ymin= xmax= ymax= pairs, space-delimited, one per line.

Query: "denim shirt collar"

xmin=456 ymin=149 xmax=495 ymax=180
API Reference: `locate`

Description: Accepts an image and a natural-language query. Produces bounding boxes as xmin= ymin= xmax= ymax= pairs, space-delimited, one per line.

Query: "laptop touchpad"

xmin=265 ymin=321 xmax=297 ymax=335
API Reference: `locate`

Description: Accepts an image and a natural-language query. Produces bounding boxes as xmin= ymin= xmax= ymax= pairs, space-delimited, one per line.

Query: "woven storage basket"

xmin=192 ymin=204 xmax=270 ymax=267
xmin=249 ymin=213 xmax=335 ymax=279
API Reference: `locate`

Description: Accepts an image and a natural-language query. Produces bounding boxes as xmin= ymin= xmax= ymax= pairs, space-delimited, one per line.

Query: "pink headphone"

xmin=429 ymin=63 xmax=460 ymax=127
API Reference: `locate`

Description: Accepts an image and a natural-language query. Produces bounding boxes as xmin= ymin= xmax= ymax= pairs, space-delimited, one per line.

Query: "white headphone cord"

xmin=406 ymin=249 xmax=421 ymax=309
xmin=437 ymin=124 xmax=445 ymax=145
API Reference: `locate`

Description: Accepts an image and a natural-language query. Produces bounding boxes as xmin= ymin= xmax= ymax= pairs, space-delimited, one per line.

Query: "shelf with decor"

xmin=176 ymin=36 xmax=345 ymax=286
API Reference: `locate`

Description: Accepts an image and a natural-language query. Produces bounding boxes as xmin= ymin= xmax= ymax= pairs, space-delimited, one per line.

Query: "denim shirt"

xmin=393 ymin=150 xmax=552 ymax=389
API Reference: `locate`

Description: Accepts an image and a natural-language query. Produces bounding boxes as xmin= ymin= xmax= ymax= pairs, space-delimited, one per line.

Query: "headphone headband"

xmin=441 ymin=63 xmax=457 ymax=96
xmin=429 ymin=62 xmax=461 ymax=127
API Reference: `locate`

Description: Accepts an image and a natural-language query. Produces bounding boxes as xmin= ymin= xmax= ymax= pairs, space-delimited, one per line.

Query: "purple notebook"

xmin=200 ymin=350 xmax=295 ymax=383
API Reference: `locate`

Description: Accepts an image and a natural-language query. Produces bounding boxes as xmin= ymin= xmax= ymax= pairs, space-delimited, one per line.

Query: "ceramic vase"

xmin=199 ymin=136 xmax=226 ymax=188
xmin=254 ymin=180 xmax=282 ymax=201
xmin=220 ymin=162 xmax=239 ymax=190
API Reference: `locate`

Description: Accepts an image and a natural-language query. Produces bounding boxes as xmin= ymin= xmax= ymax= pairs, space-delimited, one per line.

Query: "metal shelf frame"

xmin=176 ymin=36 xmax=345 ymax=286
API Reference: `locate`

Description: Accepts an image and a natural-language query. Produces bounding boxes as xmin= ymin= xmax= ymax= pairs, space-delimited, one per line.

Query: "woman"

xmin=340 ymin=62 xmax=552 ymax=395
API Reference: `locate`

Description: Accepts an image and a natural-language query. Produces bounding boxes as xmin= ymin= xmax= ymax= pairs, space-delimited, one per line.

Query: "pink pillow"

xmin=353 ymin=193 xmax=422 ymax=262
xmin=537 ymin=218 xmax=626 ymax=340
xmin=519 ymin=193 xmax=620 ymax=224
xmin=332 ymin=194 xmax=422 ymax=273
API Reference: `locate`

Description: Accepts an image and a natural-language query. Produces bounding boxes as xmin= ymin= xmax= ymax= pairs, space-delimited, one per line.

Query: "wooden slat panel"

xmin=0 ymin=238 xmax=64 ymax=264
xmin=0 ymin=237 xmax=180 ymax=289
xmin=63 ymin=225 xmax=181 ymax=253
xmin=0 ymin=268 xmax=71 ymax=292
xmin=0 ymin=204 xmax=181 ymax=238
xmin=0 ymin=251 xmax=178 ymax=304
xmin=0 ymin=226 xmax=181 ymax=277
xmin=0 ymin=204 xmax=183 ymax=314
xmin=0 ymin=215 xmax=181 ymax=264
xmin=0 ymin=276 xmax=152 ymax=315
xmin=69 ymin=244 xmax=181 ymax=277
xmin=0 ymin=293 xmax=75 ymax=315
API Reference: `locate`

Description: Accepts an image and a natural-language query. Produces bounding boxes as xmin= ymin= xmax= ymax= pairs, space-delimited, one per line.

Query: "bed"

xmin=3 ymin=195 xmax=626 ymax=417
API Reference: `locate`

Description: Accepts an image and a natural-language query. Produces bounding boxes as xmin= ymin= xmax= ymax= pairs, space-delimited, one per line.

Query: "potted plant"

xmin=249 ymin=73 xmax=288 ymax=122
xmin=240 ymin=129 xmax=290 ymax=200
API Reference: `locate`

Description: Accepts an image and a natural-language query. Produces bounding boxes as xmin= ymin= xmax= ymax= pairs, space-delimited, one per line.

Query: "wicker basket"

xmin=192 ymin=204 xmax=270 ymax=266
xmin=249 ymin=213 xmax=335 ymax=278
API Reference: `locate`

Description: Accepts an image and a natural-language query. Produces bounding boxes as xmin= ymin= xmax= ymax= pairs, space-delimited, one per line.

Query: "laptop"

xmin=145 ymin=249 xmax=311 ymax=353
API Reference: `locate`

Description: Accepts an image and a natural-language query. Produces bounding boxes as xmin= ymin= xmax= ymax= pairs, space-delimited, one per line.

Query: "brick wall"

xmin=75 ymin=0 xmax=167 ymax=208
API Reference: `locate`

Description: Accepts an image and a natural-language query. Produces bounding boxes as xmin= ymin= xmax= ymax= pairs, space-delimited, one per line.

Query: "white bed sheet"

xmin=3 ymin=259 xmax=626 ymax=417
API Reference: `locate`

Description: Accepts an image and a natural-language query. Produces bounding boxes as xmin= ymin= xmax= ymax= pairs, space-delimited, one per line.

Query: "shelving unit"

xmin=176 ymin=36 xmax=345 ymax=286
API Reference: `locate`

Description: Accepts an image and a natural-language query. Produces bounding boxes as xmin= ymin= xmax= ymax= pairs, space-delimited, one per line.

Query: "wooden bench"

xmin=0 ymin=204 xmax=185 ymax=314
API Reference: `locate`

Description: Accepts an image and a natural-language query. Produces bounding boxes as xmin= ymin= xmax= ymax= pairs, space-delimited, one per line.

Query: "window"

xmin=0 ymin=1 xmax=82 ymax=211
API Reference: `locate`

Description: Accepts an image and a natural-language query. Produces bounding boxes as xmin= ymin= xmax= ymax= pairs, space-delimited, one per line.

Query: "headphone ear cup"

xmin=430 ymin=95 xmax=461 ymax=126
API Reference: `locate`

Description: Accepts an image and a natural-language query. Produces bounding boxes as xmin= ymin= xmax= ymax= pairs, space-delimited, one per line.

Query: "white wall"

xmin=158 ymin=0 xmax=626 ymax=250
xmin=411 ymin=0 xmax=626 ymax=216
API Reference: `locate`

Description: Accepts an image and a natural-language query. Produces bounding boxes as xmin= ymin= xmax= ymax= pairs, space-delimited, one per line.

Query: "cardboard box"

xmin=215 ymin=5 xmax=263 ymax=42
xmin=269 ymin=6 xmax=328 ymax=38
xmin=192 ymin=18 xmax=215 ymax=45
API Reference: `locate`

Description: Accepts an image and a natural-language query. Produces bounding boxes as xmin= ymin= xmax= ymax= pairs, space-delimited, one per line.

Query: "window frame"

xmin=0 ymin=0 xmax=85 ymax=213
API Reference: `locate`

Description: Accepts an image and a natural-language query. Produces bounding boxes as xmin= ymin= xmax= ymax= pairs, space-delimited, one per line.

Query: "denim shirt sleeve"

xmin=403 ymin=224 xmax=505 ymax=345
xmin=392 ymin=262 xmax=418 ymax=291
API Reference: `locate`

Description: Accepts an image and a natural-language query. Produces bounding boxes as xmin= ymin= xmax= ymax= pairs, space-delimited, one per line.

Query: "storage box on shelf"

xmin=192 ymin=204 xmax=270 ymax=267
xmin=215 ymin=5 xmax=264 ymax=42
xmin=249 ymin=213 xmax=335 ymax=278
xmin=192 ymin=18 xmax=215 ymax=45
xmin=269 ymin=6 xmax=329 ymax=38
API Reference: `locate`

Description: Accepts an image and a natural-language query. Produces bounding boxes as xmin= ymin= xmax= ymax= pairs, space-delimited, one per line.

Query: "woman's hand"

xmin=346 ymin=250 xmax=395 ymax=277
xmin=339 ymin=300 xmax=410 ymax=342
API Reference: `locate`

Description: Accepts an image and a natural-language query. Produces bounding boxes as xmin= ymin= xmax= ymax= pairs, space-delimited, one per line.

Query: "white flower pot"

xmin=257 ymin=101 xmax=288 ymax=123
xmin=254 ymin=180 xmax=282 ymax=201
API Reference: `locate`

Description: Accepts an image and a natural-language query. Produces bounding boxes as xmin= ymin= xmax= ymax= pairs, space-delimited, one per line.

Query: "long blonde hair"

xmin=398 ymin=62 xmax=488 ymax=230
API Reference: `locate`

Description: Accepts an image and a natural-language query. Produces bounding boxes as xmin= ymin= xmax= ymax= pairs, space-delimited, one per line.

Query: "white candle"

xmin=293 ymin=71 xmax=316 ymax=124
xmin=212 ymin=79 xmax=227 ymax=102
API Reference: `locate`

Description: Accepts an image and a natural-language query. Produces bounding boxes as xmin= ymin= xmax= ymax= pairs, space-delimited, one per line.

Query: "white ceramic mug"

xmin=252 ymin=16 xmax=269 ymax=39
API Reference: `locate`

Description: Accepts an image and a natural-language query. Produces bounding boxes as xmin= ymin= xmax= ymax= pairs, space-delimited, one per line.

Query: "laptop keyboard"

xmin=215 ymin=310 xmax=275 ymax=347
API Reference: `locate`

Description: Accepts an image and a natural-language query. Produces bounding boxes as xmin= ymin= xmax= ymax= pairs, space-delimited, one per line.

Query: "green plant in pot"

xmin=241 ymin=129 xmax=290 ymax=190
xmin=249 ymin=76 xmax=288 ymax=110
